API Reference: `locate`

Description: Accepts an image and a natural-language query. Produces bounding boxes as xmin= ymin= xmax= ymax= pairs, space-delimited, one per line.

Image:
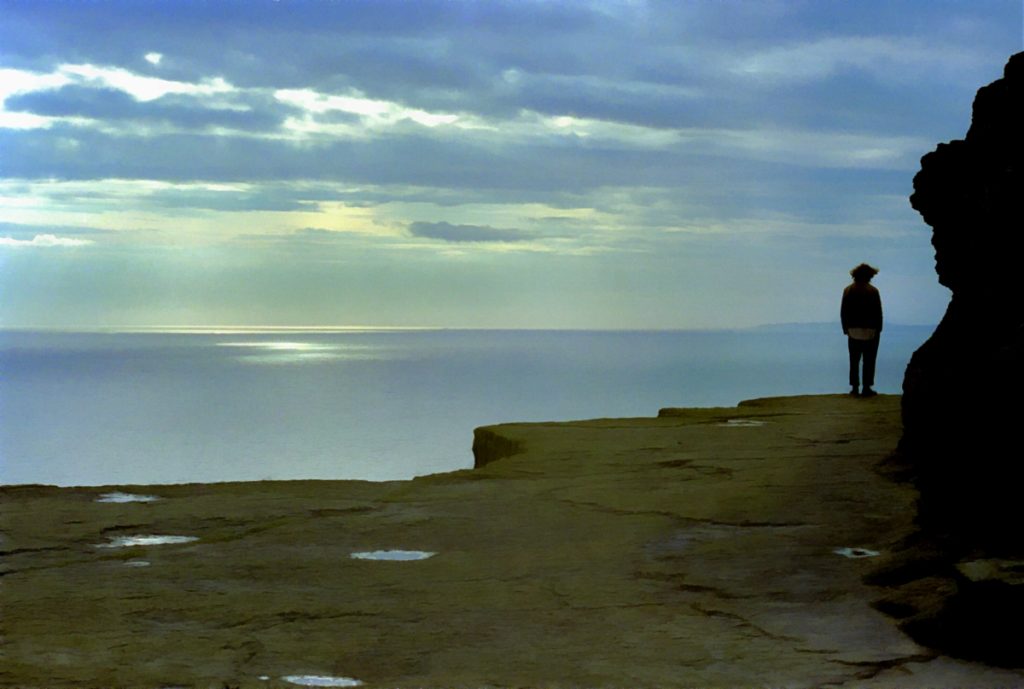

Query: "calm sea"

xmin=0 ymin=326 xmax=931 ymax=486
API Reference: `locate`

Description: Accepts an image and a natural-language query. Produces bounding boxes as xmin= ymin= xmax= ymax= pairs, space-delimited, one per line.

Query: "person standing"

xmin=841 ymin=263 xmax=883 ymax=397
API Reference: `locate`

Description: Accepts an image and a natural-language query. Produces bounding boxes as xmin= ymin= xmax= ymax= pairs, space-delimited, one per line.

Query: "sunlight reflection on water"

xmin=216 ymin=341 xmax=379 ymax=364
xmin=218 ymin=342 xmax=336 ymax=351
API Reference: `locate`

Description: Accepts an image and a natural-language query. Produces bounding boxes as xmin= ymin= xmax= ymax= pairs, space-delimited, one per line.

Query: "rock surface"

xmin=904 ymin=50 xmax=1024 ymax=539
xmin=3 ymin=395 xmax=1023 ymax=688
xmin=894 ymin=51 xmax=1024 ymax=663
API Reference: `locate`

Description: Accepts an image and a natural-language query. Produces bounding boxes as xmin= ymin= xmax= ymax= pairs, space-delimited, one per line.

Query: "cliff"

xmin=4 ymin=395 xmax=1024 ymax=687
xmin=888 ymin=51 xmax=1024 ymax=664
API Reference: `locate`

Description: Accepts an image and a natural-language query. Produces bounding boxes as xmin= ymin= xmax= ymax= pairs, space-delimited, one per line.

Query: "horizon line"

xmin=0 ymin=321 xmax=939 ymax=335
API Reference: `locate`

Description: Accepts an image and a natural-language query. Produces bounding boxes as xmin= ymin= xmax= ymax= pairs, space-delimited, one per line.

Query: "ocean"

xmin=0 ymin=326 xmax=932 ymax=487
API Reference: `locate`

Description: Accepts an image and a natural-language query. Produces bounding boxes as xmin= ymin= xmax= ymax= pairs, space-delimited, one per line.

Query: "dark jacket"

xmin=841 ymin=282 xmax=883 ymax=334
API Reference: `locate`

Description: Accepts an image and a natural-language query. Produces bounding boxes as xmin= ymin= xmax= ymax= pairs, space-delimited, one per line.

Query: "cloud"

xmin=4 ymin=82 xmax=288 ymax=133
xmin=56 ymin=63 xmax=234 ymax=102
xmin=0 ymin=0 xmax=1016 ymax=330
xmin=0 ymin=180 xmax=320 ymax=216
xmin=141 ymin=186 xmax=319 ymax=212
xmin=729 ymin=36 xmax=989 ymax=85
xmin=0 ymin=233 xmax=94 ymax=248
xmin=0 ymin=220 xmax=110 ymax=236
xmin=408 ymin=221 xmax=531 ymax=243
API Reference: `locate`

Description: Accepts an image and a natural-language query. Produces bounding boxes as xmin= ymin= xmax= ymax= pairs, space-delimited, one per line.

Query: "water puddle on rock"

xmin=96 ymin=492 xmax=161 ymax=503
xmin=350 ymin=549 xmax=436 ymax=561
xmin=833 ymin=546 xmax=880 ymax=559
xmin=124 ymin=559 xmax=151 ymax=567
xmin=96 ymin=535 xmax=198 ymax=549
xmin=718 ymin=419 xmax=767 ymax=427
xmin=281 ymin=675 xmax=363 ymax=687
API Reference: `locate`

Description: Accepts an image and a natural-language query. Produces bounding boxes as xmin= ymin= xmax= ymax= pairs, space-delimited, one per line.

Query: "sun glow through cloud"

xmin=0 ymin=234 xmax=94 ymax=248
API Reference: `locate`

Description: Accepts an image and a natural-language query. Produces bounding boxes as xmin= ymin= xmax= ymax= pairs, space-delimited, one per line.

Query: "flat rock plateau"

xmin=3 ymin=394 xmax=1023 ymax=688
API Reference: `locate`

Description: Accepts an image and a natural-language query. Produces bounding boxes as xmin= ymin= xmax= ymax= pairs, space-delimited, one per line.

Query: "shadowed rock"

xmin=889 ymin=51 xmax=1024 ymax=665
xmin=904 ymin=51 xmax=1024 ymax=543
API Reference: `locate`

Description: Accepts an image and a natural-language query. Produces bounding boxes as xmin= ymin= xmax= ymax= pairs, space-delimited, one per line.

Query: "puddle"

xmin=282 ymin=676 xmax=363 ymax=687
xmin=350 ymin=549 xmax=436 ymax=561
xmin=96 ymin=535 xmax=199 ymax=549
xmin=96 ymin=492 xmax=161 ymax=503
xmin=124 ymin=559 xmax=151 ymax=567
xmin=718 ymin=419 xmax=767 ymax=427
xmin=834 ymin=546 xmax=880 ymax=559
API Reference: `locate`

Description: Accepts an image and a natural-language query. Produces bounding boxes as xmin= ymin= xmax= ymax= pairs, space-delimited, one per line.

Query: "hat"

xmin=850 ymin=263 xmax=879 ymax=281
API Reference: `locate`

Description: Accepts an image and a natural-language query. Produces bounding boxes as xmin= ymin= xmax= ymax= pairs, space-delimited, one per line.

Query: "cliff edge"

xmin=4 ymin=395 xmax=1024 ymax=687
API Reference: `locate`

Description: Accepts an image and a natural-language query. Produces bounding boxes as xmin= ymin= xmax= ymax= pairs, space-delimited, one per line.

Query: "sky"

xmin=0 ymin=1 xmax=1021 ymax=329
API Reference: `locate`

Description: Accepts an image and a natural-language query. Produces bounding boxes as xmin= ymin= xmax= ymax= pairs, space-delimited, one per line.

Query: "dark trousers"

xmin=848 ymin=336 xmax=879 ymax=388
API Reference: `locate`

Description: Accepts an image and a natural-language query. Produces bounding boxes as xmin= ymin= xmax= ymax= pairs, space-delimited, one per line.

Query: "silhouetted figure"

xmin=841 ymin=263 xmax=882 ymax=397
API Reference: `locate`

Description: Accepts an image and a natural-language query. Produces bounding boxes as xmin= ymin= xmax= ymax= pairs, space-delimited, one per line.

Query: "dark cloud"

xmin=2 ymin=0 xmax=1016 ymax=147
xmin=408 ymin=221 xmax=531 ymax=243
xmin=502 ymin=78 xmax=714 ymax=130
xmin=144 ymin=187 xmax=319 ymax=212
xmin=0 ymin=123 xmax=661 ymax=188
xmin=5 ymin=86 xmax=288 ymax=132
xmin=0 ymin=1 xmax=599 ymax=92
xmin=0 ymin=119 xmax=914 ymax=235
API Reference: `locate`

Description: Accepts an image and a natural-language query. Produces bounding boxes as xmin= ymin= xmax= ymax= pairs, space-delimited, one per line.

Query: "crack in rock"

xmin=820 ymin=653 xmax=939 ymax=685
xmin=690 ymin=603 xmax=803 ymax=643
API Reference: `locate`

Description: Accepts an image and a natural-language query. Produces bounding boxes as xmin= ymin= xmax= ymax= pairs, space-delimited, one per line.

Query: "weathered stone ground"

xmin=3 ymin=394 xmax=1023 ymax=688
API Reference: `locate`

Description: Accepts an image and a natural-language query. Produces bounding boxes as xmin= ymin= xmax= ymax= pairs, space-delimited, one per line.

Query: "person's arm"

xmin=840 ymin=287 xmax=851 ymax=335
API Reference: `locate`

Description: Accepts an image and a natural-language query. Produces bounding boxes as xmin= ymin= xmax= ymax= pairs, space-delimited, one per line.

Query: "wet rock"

xmin=834 ymin=547 xmax=880 ymax=559
xmin=95 ymin=492 xmax=161 ymax=503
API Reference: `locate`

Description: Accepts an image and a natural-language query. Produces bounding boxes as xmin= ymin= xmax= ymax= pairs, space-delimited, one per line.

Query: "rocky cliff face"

xmin=890 ymin=51 xmax=1024 ymax=664
xmin=904 ymin=52 xmax=1024 ymax=547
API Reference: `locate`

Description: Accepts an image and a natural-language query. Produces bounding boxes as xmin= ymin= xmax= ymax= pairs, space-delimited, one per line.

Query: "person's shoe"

xmin=861 ymin=387 xmax=877 ymax=397
xmin=849 ymin=386 xmax=859 ymax=396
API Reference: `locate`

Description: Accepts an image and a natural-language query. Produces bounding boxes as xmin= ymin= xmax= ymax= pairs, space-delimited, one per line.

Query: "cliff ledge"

xmin=2 ymin=395 xmax=1022 ymax=688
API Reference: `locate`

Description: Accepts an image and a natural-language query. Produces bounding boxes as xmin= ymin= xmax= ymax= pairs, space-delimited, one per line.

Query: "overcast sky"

xmin=0 ymin=1 xmax=1020 ymax=329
